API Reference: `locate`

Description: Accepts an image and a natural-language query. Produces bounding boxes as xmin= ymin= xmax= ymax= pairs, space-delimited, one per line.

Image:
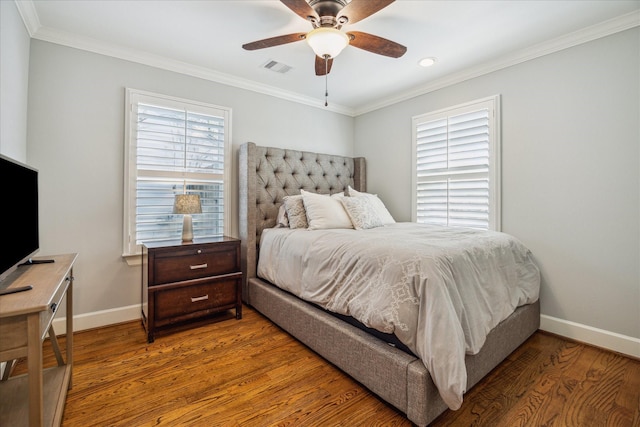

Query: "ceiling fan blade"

xmin=338 ymin=0 xmax=394 ymax=25
xmin=315 ymin=56 xmax=333 ymax=76
xmin=242 ymin=33 xmax=307 ymax=51
xmin=280 ymin=0 xmax=319 ymax=22
xmin=347 ymin=31 xmax=406 ymax=58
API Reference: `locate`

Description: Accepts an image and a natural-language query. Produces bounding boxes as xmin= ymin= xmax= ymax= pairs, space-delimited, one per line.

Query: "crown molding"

xmin=14 ymin=1 xmax=638 ymax=117
xmin=354 ymin=10 xmax=640 ymax=116
xmin=18 ymin=0 xmax=355 ymax=117
xmin=14 ymin=0 xmax=40 ymax=37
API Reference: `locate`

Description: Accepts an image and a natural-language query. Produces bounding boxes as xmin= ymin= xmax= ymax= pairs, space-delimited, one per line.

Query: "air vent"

xmin=262 ymin=60 xmax=293 ymax=74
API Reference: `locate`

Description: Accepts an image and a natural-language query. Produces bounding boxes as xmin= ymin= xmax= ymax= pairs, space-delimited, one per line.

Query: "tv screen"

xmin=0 ymin=154 xmax=39 ymax=283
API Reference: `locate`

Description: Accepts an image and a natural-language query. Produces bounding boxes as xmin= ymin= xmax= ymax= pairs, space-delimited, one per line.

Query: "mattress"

xmin=257 ymin=222 xmax=540 ymax=409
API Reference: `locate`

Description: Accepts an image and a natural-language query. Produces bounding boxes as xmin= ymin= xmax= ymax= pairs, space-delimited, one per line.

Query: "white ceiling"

xmin=19 ymin=0 xmax=640 ymax=115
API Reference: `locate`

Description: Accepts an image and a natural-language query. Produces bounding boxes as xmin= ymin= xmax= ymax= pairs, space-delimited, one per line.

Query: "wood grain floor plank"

xmin=12 ymin=306 xmax=640 ymax=426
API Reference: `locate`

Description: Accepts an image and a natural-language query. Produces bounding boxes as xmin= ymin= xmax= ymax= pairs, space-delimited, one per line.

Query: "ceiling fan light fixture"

xmin=306 ymin=27 xmax=349 ymax=59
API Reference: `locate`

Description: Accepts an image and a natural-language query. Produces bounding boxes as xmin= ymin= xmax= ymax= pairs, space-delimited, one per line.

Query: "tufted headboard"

xmin=239 ymin=142 xmax=366 ymax=304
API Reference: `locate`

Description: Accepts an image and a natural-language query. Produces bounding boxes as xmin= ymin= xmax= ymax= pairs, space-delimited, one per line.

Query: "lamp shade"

xmin=173 ymin=194 xmax=202 ymax=215
xmin=306 ymin=27 xmax=349 ymax=59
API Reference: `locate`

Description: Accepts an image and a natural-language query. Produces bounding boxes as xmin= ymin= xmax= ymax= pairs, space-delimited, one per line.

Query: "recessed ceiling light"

xmin=419 ymin=57 xmax=437 ymax=67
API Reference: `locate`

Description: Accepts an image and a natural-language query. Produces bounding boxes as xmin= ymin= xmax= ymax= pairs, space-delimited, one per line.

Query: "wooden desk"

xmin=0 ymin=254 xmax=77 ymax=427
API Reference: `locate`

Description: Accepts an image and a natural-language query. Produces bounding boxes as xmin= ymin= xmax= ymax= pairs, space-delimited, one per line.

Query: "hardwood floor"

xmin=14 ymin=305 xmax=640 ymax=426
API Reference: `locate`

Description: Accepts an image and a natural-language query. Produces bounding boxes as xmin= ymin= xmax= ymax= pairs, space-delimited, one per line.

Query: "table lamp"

xmin=173 ymin=194 xmax=202 ymax=242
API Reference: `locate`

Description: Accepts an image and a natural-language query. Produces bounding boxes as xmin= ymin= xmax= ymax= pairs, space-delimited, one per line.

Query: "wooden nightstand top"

xmin=142 ymin=236 xmax=239 ymax=250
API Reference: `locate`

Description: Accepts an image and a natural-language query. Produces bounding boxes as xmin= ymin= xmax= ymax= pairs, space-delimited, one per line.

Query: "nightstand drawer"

xmin=153 ymin=244 xmax=239 ymax=285
xmin=154 ymin=279 xmax=237 ymax=321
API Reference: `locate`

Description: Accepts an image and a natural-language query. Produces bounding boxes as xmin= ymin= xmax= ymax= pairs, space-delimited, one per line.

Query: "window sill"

xmin=123 ymin=254 xmax=142 ymax=267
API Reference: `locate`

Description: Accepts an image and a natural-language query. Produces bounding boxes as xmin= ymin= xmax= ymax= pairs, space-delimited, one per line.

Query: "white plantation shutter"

xmin=412 ymin=96 xmax=500 ymax=230
xmin=123 ymin=89 xmax=231 ymax=256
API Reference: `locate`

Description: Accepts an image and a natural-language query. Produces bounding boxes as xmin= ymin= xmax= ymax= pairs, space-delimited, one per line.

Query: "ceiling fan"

xmin=242 ymin=0 xmax=407 ymax=77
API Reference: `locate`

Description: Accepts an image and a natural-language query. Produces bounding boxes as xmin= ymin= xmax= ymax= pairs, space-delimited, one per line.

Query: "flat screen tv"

xmin=0 ymin=154 xmax=39 ymax=284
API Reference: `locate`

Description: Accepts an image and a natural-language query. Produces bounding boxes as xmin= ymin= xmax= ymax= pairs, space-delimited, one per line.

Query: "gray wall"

xmin=26 ymin=40 xmax=354 ymax=318
xmin=5 ymin=2 xmax=638 ymax=349
xmin=354 ymin=28 xmax=639 ymax=340
xmin=0 ymin=1 xmax=30 ymax=161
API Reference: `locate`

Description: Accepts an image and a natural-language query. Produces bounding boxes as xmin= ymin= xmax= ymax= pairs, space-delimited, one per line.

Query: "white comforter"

xmin=257 ymin=223 xmax=540 ymax=410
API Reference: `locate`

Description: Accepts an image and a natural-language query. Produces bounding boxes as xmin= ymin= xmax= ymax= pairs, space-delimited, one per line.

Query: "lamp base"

xmin=182 ymin=214 xmax=194 ymax=242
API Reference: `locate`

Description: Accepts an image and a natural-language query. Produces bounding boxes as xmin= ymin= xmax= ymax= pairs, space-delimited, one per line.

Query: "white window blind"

xmin=123 ymin=89 xmax=231 ymax=256
xmin=412 ymin=96 xmax=500 ymax=230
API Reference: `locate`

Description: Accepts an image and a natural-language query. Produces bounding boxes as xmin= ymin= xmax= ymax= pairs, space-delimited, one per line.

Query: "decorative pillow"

xmin=347 ymin=185 xmax=364 ymax=197
xmin=301 ymin=190 xmax=353 ymax=230
xmin=347 ymin=186 xmax=395 ymax=225
xmin=340 ymin=196 xmax=385 ymax=230
xmin=283 ymin=195 xmax=308 ymax=229
xmin=276 ymin=204 xmax=289 ymax=228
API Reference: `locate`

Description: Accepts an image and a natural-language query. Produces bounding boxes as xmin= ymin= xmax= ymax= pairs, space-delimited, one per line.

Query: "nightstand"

xmin=141 ymin=236 xmax=242 ymax=343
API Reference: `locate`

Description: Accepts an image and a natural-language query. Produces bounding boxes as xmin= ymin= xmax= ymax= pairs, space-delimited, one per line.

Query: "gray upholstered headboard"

xmin=239 ymin=142 xmax=366 ymax=304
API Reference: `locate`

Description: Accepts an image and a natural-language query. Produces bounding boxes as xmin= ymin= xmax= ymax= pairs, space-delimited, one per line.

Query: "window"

xmin=412 ymin=95 xmax=500 ymax=230
xmin=123 ymin=89 xmax=231 ymax=256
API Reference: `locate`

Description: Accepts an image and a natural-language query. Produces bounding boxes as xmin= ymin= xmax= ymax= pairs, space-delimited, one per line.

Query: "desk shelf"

xmin=0 ymin=365 xmax=71 ymax=426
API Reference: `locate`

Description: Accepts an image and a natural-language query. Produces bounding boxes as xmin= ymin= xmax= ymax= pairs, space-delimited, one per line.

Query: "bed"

xmin=239 ymin=142 xmax=540 ymax=426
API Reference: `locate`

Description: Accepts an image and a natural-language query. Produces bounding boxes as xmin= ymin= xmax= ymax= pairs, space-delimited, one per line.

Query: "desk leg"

xmin=0 ymin=359 xmax=17 ymax=381
xmin=67 ymin=270 xmax=74 ymax=389
xmin=48 ymin=325 xmax=65 ymax=366
xmin=27 ymin=312 xmax=43 ymax=427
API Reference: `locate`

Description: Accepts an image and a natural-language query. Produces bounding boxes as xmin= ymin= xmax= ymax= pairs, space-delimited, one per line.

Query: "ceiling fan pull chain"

xmin=324 ymin=55 xmax=329 ymax=107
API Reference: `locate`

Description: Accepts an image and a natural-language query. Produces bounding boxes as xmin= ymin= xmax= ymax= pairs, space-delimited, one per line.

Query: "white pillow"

xmin=347 ymin=186 xmax=395 ymax=225
xmin=347 ymin=185 xmax=364 ymax=197
xmin=301 ymin=190 xmax=353 ymax=230
xmin=340 ymin=196 xmax=385 ymax=230
xmin=283 ymin=195 xmax=307 ymax=229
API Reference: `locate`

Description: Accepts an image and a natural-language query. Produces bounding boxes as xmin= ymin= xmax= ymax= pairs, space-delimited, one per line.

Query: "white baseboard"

xmin=52 ymin=304 xmax=141 ymax=335
xmin=540 ymin=314 xmax=640 ymax=359
xmin=50 ymin=307 xmax=640 ymax=359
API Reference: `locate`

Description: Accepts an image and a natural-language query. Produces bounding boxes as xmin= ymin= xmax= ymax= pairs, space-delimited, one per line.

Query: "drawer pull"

xmin=191 ymin=294 xmax=209 ymax=303
xmin=189 ymin=263 xmax=208 ymax=270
